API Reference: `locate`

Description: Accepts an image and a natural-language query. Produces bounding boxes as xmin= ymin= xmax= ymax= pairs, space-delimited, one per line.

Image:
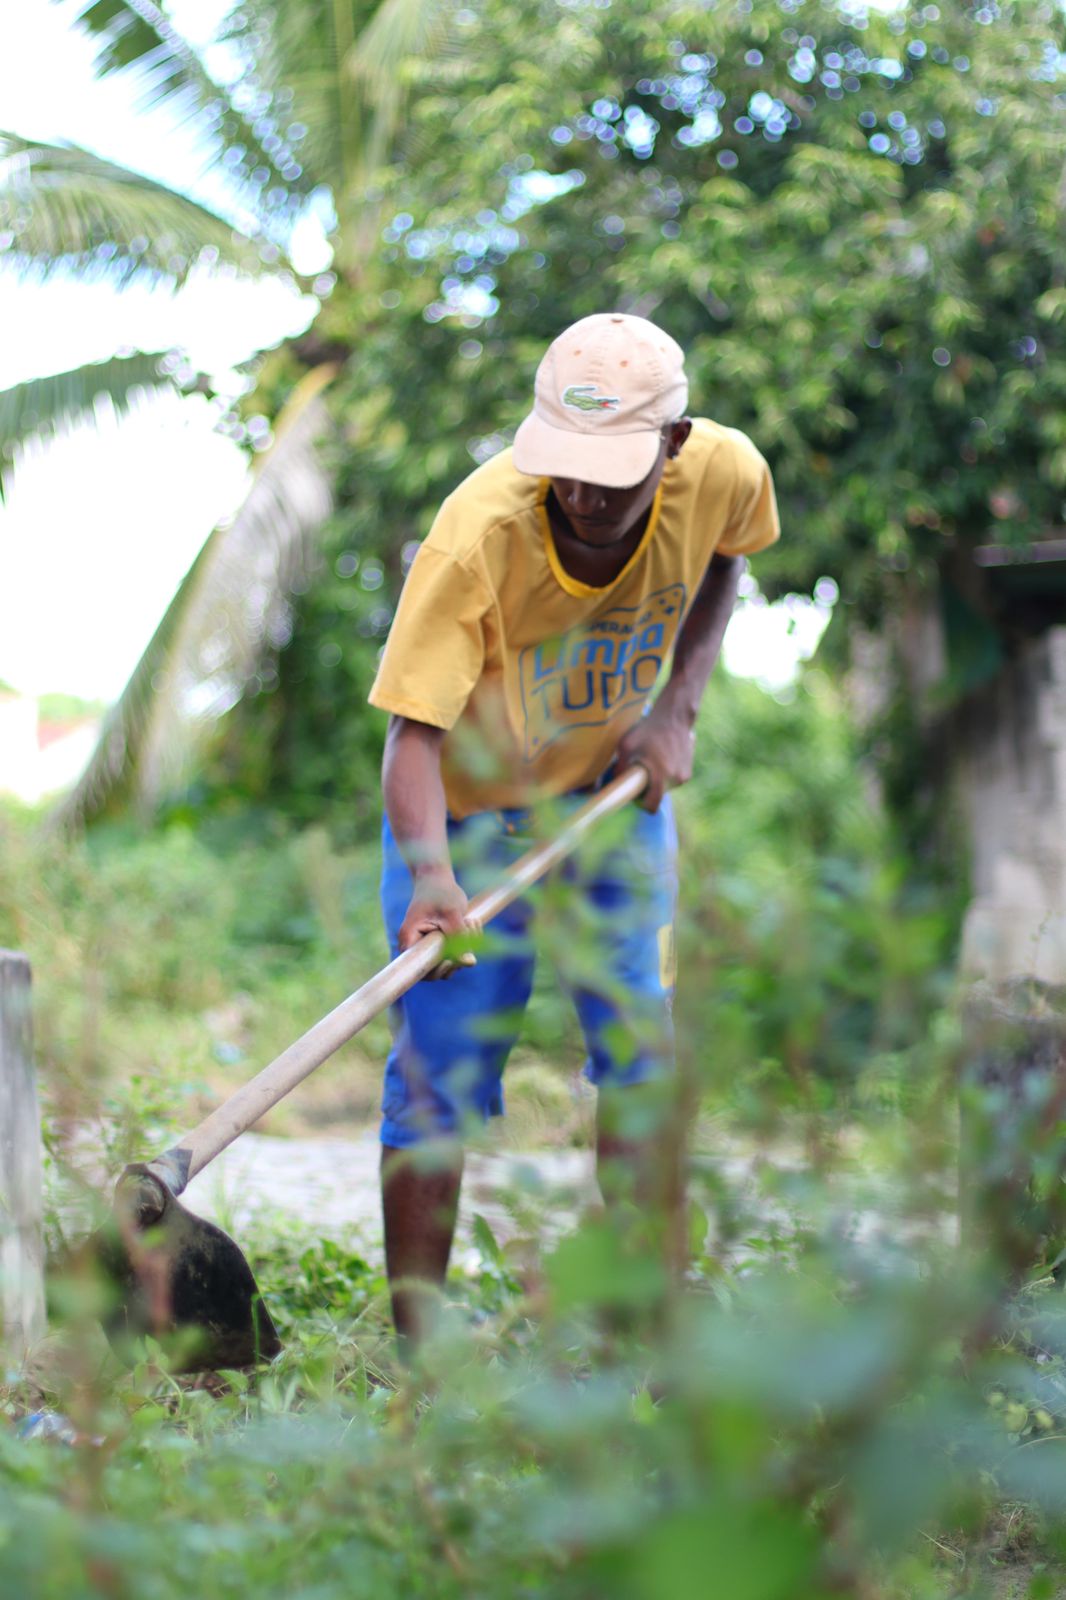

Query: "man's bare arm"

xmin=382 ymin=716 xmax=472 ymax=964
xmin=616 ymin=551 xmax=744 ymax=810
xmin=657 ymin=550 xmax=744 ymax=725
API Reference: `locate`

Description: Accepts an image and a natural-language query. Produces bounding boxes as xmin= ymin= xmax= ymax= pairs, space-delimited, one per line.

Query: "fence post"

xmin=0 ymin=950 xmax=46 ymax=1356
xmin=960 ymin=979 xmax=1066 ymax=1310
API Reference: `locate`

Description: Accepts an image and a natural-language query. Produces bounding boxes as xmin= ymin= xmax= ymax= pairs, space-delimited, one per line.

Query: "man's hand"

xmin=384 ymin=718 xmax=478 ymax=978
xmin=615 ymin=553 xmax=742 ymax=811
xmin=615 ymin=701 xmax=696 ymax=813
xmin=398 ymin=866 xmax=478 ymax=980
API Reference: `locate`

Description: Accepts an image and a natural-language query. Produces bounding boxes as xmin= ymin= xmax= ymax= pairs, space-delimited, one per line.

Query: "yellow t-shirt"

xmin=368 ymin=417 xmax=779 ymax=818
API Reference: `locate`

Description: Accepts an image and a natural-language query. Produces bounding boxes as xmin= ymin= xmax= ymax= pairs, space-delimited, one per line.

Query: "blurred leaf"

xmin=65 ymin=0 xmax=312 ymax=206
xmin=547 ymin=1216 xmax=666 ymax=1314
xmin=0 ymin=132 xmax=253 ymax=283
xmin=0 ymin=351 xmax=169 ymax=498
xmin=55 ymin=365 xmax=338 ymax=826
xmin=616 ymin=1504 xmax=823 ymax=1600
xmin=471 ymin=1212 xmax=503 ymax=1266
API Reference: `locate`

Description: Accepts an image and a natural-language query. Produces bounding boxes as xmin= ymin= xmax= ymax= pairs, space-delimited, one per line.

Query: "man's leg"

xmin=560 ymin=798 xmax=685 ymax=1269
xmin=378 ymin=812 xmax=535 ymax=1349
xmin=595 ymin=1082 xmax=687 ymax=1284
xmin=381 ymin=1141 xmax=464 ymax=1349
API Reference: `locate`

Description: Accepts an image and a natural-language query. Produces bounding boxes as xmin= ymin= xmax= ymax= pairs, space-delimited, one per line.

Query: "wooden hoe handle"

xmin=147 ymin=766 xmax=649 ymax=1195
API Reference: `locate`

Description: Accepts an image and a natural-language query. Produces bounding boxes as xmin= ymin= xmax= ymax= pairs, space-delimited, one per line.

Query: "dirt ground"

xmin=181 ymin=1128 xmax=598 ymax=1265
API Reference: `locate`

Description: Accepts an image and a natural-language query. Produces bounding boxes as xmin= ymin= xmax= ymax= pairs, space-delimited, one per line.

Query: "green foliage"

xmin=254 ymin=1230 xmax=385 ymax=1342
xmin=9 ymin=1156 xmax=1066 ymax=1599
xmin=673 ymin=668 xmax=963 ymax=1110
xmin=217 ymin=0 xmax=470 ymax=199
xmin=0 ymin=131 xmax=256 ymax=286
xmin=1 ymin=659 xmax=958 ymax=1163
xmin=6 ymin=12 xmax=1065 ymax=1591
xmin=432 ymin=0 xmax=1066 ymax=603
xmin=45 ymin=0 xmax=1066 ymax=821
xmin=203 ymin=0 xmax=1066 ymax=817
xmin=0 ymin=804 xmax=391 ymax=1168
xmin=55 ymin=380 xmax=334 ymax=830
xmin=200 ymin=585 xmax=388 ymax=838
xmin=65 ymin=0 xmax=314 ymax=225
xmin=0 ymin=120 xmax=258 ymax=498
xmin=36 ymin=693 xmax=107 ymax=723
xmin=0 ymin=680 xmax=1049 ymax=1600
xmin=0 ymin=352 xmax=169 ymax=497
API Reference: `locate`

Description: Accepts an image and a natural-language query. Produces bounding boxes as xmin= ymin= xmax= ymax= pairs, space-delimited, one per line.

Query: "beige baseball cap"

xmin=512 ymin=312 xmax=689 ymax=489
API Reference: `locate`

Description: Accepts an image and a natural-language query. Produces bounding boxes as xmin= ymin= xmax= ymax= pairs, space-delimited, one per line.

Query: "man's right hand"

xmin=398 ymin=867 xmax=478 ymax=980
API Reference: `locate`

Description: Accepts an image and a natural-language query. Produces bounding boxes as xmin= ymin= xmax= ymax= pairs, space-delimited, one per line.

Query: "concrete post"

xmin=960 ymin=979 xmax=1066 ymax=1284
xmin=0 ymin=950 xmax=46 ymax=1356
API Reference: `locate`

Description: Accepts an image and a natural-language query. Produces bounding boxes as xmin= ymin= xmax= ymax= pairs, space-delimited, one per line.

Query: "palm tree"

xmin=0 ymin=0 xmax=332 ymax=469
xmin=3 ymin=0 xmax=446 ymax=823
xmin=0 ymin=132 xmax=260 ymax=483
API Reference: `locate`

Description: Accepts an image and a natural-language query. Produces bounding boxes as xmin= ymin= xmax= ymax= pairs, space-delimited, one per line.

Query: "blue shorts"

xmin=379 ymin=792 xmax=678 ymax=1147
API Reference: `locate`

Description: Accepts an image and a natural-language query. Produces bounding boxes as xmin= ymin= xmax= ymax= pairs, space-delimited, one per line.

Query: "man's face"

xmin=549 ymin=420 xmax=692 ymax=547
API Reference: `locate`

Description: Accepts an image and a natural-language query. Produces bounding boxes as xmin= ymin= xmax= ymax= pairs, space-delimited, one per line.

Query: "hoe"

xmin=89 ymin=768 xmax=647 ymax=1371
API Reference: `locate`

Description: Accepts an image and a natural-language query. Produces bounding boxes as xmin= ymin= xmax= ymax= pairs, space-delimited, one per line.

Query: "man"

xmin=368 ymin=312 xmax=779 ymax=1343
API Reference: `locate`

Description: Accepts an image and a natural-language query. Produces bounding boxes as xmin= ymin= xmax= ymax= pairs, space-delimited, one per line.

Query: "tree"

xmin=56 ymin=0 xmax=1066 ymax=825
xmin=3 ymin=0 xmax=450 ymax=816
xmin=0 ymin=0 xmax=337 ymax=469
xmin=0 ymin=131 xmax=260 ymax=486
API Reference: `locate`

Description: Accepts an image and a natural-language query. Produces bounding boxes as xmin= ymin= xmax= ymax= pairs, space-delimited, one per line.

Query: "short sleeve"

xmin=368 ymin=543 xmax=488 ymax=730
xmin=715 ymin=437 xmax=780 ymax=558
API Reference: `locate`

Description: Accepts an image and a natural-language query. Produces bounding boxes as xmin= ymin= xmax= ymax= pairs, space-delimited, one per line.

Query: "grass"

xmin=8 ymin=1174 xmax=1066 ymax=1600
xmin=0 ymin=668 xmax=1029 ymax=1595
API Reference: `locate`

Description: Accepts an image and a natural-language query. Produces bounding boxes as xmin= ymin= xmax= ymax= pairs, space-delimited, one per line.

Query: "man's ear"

xmin=666 ymin=418 xmax=693 ymax=459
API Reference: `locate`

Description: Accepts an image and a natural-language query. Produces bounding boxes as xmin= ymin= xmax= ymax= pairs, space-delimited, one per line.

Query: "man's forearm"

xmin=382 ymin=716 xmax=453 ymax=881
xmin=656 ymin=552 xmax=743 ymax=726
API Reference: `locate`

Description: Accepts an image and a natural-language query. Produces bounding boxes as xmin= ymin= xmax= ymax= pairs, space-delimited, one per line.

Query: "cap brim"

xmin=512 ymin=412 xmax=662 ymax=490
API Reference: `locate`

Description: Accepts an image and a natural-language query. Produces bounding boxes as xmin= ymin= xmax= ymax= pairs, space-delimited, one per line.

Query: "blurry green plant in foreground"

xmin=2 ymin=0 xmax=1064 ymax=1588
xmin=4 ymin=658 xmax=1056 ymax=1597
xmin=10 ymin=1091 xmax=1066 ymax=1600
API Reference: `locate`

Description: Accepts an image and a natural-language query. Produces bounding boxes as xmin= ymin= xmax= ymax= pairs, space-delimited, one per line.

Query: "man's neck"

xmin=546 ymin=493 xmax=650 ymax=588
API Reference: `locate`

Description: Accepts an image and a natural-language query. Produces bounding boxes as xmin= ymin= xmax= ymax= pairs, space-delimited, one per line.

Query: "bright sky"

xmin=0 ymin=0 xmax=830 ymax=706
xmin=0 ymin=0 xmax=324 ymax=701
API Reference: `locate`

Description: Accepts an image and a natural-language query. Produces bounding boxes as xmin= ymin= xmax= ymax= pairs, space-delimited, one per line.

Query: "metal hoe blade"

xmin=94 ymin=1164 xmax=281 ymax=1372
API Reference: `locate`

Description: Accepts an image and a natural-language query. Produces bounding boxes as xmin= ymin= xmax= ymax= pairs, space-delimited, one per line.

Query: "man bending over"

xmin=368 ymin=312 xmax=780 ymax=1344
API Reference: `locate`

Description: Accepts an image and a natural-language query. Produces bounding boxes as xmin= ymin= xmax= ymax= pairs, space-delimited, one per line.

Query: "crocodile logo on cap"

xmin=562 ymin=384 xmax=620 ymax=413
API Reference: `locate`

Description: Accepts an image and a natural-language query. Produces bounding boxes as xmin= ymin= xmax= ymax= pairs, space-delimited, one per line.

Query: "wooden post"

xmin=0 ymin=950 xmax=45 ymax=1355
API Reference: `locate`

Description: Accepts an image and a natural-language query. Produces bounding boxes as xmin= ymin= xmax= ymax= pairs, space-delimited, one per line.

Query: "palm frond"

xmin=53 ymin=364 xmax=340 ymax=829
xmin=66 ymin=0 xmax=312 ymax=219
xmin=215 ymin=0 xmax=364 ymax=201
xmin=216 ymin=0 xmax=457 ymax=207
xmin=0 ymin=133 xmax=254 ymax=283
xmin=344 ymin=0 xmax=453 ymax=173
xmin=349 ymin=0 xmax=449 ymax=100
xmin=0 ymin=351 xmax=170 ymax=500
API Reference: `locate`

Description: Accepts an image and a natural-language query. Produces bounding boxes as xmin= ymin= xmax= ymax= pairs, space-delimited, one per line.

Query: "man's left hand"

xmin=615 ymin=703 xmax=696 ymax=812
